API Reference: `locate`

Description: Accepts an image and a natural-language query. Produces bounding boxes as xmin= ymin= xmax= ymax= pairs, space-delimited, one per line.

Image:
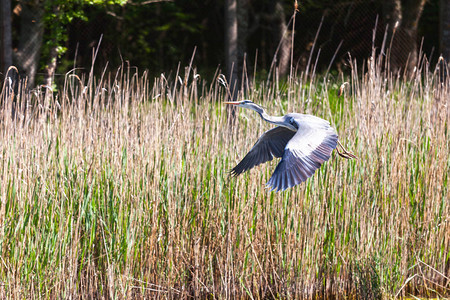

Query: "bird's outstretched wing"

xmin=231 ymin=126 xmax=296 ymax=176
xmin=266 ymin=116 xmax=338 ymax=191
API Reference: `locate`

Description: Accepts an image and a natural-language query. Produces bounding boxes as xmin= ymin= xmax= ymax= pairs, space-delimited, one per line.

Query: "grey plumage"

xmin=266 ymin=114 xmax=338 ymax=191
xmin=225 ymin=100 xmax=352 ymax=192
xmin=230 ymin=126 xmax=296 ymax=176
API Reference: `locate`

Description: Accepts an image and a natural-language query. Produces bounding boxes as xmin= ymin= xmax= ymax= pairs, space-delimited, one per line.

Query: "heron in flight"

xmin=225 ymin=100 xmax=356 ymax=192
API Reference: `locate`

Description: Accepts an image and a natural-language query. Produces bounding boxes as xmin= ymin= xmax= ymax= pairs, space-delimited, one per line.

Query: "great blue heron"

xmin=225 ymin=100 xmax=356 ymax=191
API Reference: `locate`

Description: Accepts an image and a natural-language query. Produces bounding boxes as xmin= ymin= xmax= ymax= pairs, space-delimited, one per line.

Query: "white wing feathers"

xmin=266 ymin=116 xmax=338 ymax=191
xmin=231 ymin=113 xmax=338 ymax=191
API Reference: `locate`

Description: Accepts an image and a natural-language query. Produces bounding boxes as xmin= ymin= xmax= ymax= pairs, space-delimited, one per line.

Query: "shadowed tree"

xmin=382 ymin=0 xmax=427 ymax=73
xmin=225 ymin=0 xmax=239 ymax=101
xmin=441 ymin=0 xmax=450 ymax=61
xmin=14 ymin=1 xmax=44 ymax=88
xmin=1 ymin=0 xmax=13 ymax=76
xmin=273 ymin=1 xmax=291 ymax=78
xmin=12 ymin=0 xmax=127 ymax=89
xmin=237 ymin=0 xmax=248 ymax=84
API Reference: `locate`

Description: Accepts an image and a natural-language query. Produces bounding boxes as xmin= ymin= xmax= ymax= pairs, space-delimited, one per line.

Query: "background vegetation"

xmin=1 ymin=0 xmax=446 ymax=86
xmin=0 ymin=39 xmax=448 ymax=297
xmin=0 ymin=0 xmax=449 ymax=298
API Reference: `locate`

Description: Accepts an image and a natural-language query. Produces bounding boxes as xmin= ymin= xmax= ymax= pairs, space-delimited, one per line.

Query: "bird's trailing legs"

xmin=336 ymin=141 xmax=357 ymax=159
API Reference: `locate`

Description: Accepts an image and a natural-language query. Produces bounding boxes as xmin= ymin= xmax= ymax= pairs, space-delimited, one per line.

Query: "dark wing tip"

xmin=229 ymin=167 xmax=241 ymax=177
xmin=266 ymin=162 xmax=309 ymax=192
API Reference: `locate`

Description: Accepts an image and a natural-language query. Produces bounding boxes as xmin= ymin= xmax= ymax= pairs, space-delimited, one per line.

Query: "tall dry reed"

xmin=0 ymin=53 xmax=448 ymax=299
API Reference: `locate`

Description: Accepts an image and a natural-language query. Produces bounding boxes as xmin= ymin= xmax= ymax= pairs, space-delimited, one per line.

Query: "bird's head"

xmin=224 ymin=100 xmax=298 ymax=131
xmin=281 ymin=115 xmax=299 ymax=131
xmin=224 ymin=100 xmax=264 ymax=114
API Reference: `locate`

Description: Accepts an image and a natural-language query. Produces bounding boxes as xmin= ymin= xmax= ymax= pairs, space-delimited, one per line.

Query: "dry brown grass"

xmin=0 ymin=54 xmax=448 ymax=299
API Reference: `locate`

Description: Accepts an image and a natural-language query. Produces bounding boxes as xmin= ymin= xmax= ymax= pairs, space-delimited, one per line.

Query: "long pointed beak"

xmin=224 ymin=101 xmax=240 ymax=105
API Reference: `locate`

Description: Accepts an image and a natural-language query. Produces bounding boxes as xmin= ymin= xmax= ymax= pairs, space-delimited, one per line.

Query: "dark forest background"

xmin=0 ymin=0 xmax=448 ymax=88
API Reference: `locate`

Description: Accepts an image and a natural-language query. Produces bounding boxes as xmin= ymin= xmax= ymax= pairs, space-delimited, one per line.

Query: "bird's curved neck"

xmin=257 ymin=110 xmax=284 ymax=126
xmin=245 ymin=103 xmax=286 ymax=126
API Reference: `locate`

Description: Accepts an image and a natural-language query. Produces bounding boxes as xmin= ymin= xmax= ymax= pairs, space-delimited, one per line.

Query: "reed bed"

xmin=0 ymin=54 xmax=448 ymax=299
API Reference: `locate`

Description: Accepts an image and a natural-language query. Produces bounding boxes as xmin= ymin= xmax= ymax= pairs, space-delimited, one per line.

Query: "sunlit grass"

xmin=0 ymin=55 xmax=448 ymax=298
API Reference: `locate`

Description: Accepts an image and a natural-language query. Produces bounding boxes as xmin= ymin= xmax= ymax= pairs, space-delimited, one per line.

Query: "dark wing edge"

xmin=266 ymin=132 xmax=338 ymax=192
xmin=230 ymin=126 xmax=296 ymax=176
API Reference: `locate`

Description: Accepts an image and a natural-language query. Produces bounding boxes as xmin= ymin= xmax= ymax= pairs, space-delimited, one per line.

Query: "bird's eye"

xmin=289 ymin=117 xmax=298 ymax=129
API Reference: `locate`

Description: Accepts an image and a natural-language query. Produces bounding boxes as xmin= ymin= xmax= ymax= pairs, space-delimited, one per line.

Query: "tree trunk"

xmin=237 ymin=0 xmax=248 ymax=89
xmin=15 ymin=1 xmax=44 ymax=88
xmin=44 ymin=4 xmax=63 ymax=89
xmin=44 ymin=45 xmax=58 ymax=88
xmin=382 ymin=0 xmax=426 ymax=73
xmin=274 ymin=2 xmax=291 ymax=78
xmin=441 ymin=0 xmax=450 ymax=61
xmin=1 ymin=0 xmax=13 ymax=76
xmin=225 ymin=0 xmax=239 ymax=101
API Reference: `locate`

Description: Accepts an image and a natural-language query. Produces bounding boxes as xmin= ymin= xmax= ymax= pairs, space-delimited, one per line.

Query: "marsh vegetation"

xmin=0 ymin=51 xmax=448 ymax=298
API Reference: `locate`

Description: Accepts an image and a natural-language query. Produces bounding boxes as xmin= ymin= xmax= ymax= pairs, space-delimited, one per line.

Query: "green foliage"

xmin=0 ymin=54 xmax=448 ymax=297
xmin=40 ymin=0 xmax=126 ymax=68
xmin=90 ymin=1 xmax=206 ymax=70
